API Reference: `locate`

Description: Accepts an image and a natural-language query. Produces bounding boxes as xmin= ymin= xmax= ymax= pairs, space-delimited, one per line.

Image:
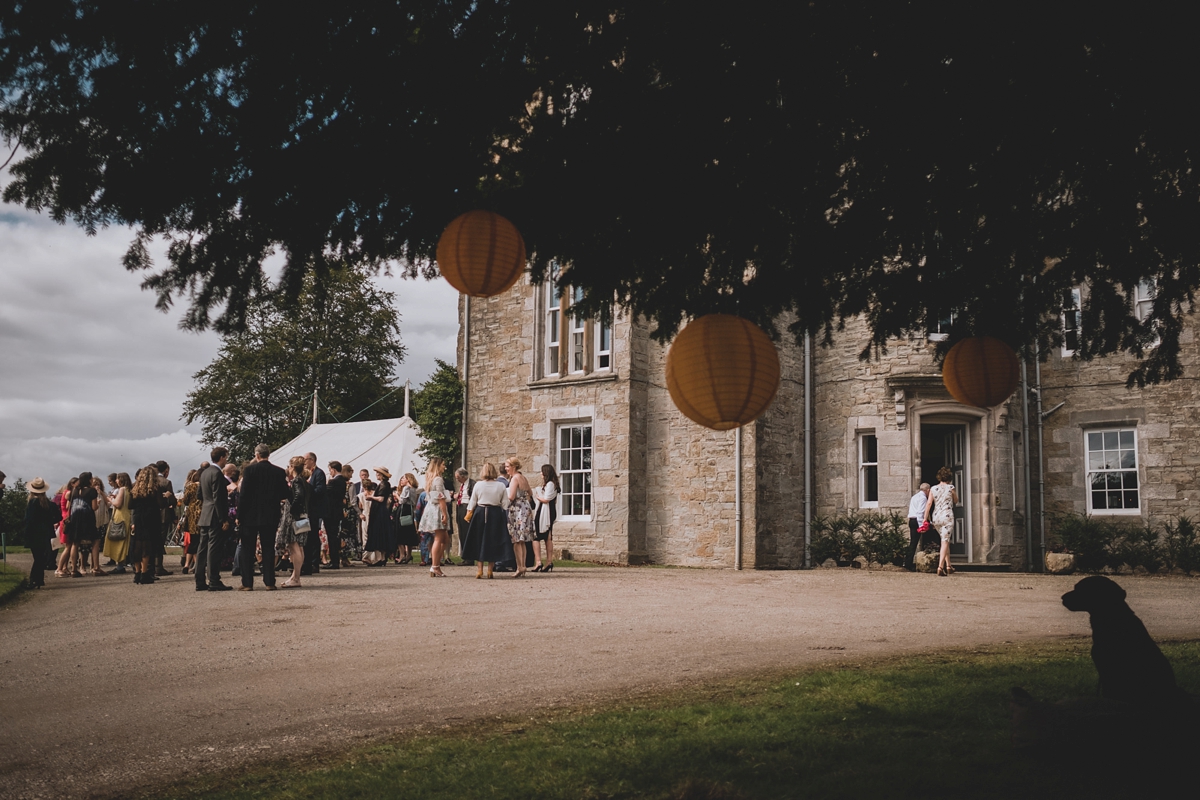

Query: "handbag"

xmin=398 ymin=503 xmax=415 ymax=528
xmin=106 ymin=519 xmax=127 ymax=540
xmin=293 ymin=516 xmax=311 ymax=536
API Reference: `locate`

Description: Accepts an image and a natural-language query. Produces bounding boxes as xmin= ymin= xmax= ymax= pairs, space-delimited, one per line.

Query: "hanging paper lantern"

xmin=436 ymin=210 xmax=526 ymax=297
xmin=942 ymin=336 xmax=1020 ymax=408
xmin=665 ymin=314 xmax=781 ymax=431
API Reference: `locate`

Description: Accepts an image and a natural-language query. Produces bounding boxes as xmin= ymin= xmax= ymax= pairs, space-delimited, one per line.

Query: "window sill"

xmin=1087 ymin=508 xmax=1142 ymax=516
xmin=558 ymin=515 xmax=593 ymax=523
xmin=528 ymin=371 xmax=619 ymax=390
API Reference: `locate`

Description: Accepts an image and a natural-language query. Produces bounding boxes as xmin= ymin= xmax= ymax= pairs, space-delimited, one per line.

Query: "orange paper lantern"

xmin=436 ymin=211 xmax=526 ymax=297
xmin=665 ymin=314 xmax=781 ymax=431
xmin=942 ymin=336 xmax=1020 ymax=408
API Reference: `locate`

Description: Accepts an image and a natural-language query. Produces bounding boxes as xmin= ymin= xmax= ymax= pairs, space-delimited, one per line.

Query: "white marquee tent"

xmin=269 ymin=416 xmax=427 ymax=477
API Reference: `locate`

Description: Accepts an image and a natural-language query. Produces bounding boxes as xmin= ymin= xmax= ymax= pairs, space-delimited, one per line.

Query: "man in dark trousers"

xmin=195 ymin=447 xmax=232 ymax=591
xmin=324 ymin=460 xmax=347 ymax=569
xmin=155 ymin=461 xmax=177 ymax=575
xmin=237 ymin=443 xmax=289 ymax=590
xmin=303 ymin=452 xmax=326 ymax=575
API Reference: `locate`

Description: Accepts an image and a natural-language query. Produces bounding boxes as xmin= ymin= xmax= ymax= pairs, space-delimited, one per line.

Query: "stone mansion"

xmin=458 ymin=276 xmax=1199 ymax=570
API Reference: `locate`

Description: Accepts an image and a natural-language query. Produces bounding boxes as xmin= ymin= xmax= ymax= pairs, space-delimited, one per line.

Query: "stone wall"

xmin=752 ymin=327 xmax=807 ymax=568
xmin=1039 ymin=320 xmax=1200 ymax=527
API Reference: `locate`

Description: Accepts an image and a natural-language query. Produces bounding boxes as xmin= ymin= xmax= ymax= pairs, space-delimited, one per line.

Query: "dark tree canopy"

xmin=181 ymin=266 xmax=406 ymax=462
xmin=3 ymin=2 xmax=1198 ymax=384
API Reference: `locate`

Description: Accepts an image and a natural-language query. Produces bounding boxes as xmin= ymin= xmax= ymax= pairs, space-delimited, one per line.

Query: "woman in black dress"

xmin=462 ymin=462 xmax=510 ymax=578
xmin=23 ymin=478 xmax=61 ymax=588
xmin=65 ymin=471 xmax=98 ymax=578
xmin=393 ymin=473 xmax=420 ymax=563
xmin=129 ymin=466 xmax=162 ymax=584
xmin=362 ymin=467 xmax=395 ymax=565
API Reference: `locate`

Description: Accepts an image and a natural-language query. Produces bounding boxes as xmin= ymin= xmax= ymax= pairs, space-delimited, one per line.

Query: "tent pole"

xmin=312 ymin=388 xmax=318 ymax=425
xmin=404 ymin=380 xmax=411 ymax=418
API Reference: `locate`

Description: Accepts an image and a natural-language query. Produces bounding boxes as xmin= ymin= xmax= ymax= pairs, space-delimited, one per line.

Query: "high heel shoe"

xmin=532 ymin=564 xmax=543 ymax=572
xmin=476 ymin=565 xmax=484 ymax=579
xmin=542 ymin=563 xmax=554 ymax=573
xmin=937 ymin=567 xmax=947 ymax=576
xmin=486 ymin=564 xmax=494 ymax=579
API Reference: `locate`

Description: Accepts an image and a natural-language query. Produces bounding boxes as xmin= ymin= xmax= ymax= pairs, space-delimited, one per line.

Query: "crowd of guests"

xmin=17 ymin=445 xmax=561 ymax=590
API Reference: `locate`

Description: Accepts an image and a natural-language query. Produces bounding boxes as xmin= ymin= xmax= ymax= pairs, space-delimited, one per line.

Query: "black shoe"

xmin=112 ymin=565 xmax=126 ymax=574
xmin=326 ymin=563 xmax=339 ymax=569
xmin=104 ymin=559 xmax=117 ymax=567
xmin=208 ymin=584 xmax=233 ymax=592
xmin=300 ymin=567 xmax=313 ymax=576
xmin=196 ymin=584 xmax=210 ymax=591
xmin=156 ymin=569 xmax=174 ymax=576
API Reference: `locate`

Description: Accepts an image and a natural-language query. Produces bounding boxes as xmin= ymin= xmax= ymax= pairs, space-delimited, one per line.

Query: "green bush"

xmin=1048 ymin=514 xmax=1114 ymax=572
xmin=1109 ymin=522 xmax=1163 ymax=572
xmin=0 ymin=479 xmax=28 ymax=548
xmin=1162 ymin=516 xmax=1200 ymax=574
xmin=811 ymin=511 xmax=906 ymax=566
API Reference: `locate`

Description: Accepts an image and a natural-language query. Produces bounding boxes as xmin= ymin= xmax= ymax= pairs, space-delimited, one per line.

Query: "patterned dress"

xmin=507 ymin=488 xmax=535 ymax=543
xmin=930 ymin=483 xmax=956 ymax=541
xmin=418 ymin=477 xmax=449 ymax=532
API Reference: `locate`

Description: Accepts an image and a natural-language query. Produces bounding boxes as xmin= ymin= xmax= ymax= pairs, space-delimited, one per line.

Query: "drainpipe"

xmin=404 ymin=380 xmax=411 ymax=418
xmin=460 ymin=296 xmax=469 ymax=472
xmin=1034 ymin=346 xmax=1046 ymax=572
xmin=804 ymin=332 xmax=813 ymax=568
xmin=1020 ymin=358 xmax=1033 ymax=572
xmin=735 ymin=425 xmax=743 ymax=570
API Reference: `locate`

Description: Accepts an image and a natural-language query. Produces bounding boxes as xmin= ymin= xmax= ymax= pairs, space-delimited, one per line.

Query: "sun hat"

xmin=373 ymin=466 xmax=392 ymax=479
xmin=28 ymin=477 xmax=49 ymax=495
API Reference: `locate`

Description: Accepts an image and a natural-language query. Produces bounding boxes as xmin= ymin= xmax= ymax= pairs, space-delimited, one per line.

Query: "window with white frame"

xmin=1134 ymin=280 xmax=1155 ymax=322
xmin=1062 ymin=287 xmax=1081 ymax=356
xmin=859 ymin=433 xmax=879 ymax=507
xmin=596 ymin=318 xmax=612 ymax=370
xmin=1086 ymin=428 xmax=1140 ymax=513
xmin=927 ymin=310 xmax=956 ymax=341
xmin=557 ymin=423 xmax=593 ymax=518
xmin=570 ymin=286 xmax=586 ymax=373
xmin=545 ymin=266 xmax=561 ymax=376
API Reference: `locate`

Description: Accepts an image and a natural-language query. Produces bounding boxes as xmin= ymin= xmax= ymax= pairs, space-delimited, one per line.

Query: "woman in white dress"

xmin=923 ymin=466 xmax=959 ymax=577
xmin=417 ymin=457 xmax=451 ymax=577
xmin=532 ymin=464 xmax=558 ymax=572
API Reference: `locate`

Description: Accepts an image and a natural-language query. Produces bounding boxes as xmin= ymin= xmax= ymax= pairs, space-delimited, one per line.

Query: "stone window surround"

xmin=530 ymin=404 xmax=613 ymax=526
xmin=532 ymin=275 xmax=615 ymax=382
xmin=556 ymin=420 xmax=594 ymax=521
xmin=1083 ymin=425 xmax=1141 ymax=516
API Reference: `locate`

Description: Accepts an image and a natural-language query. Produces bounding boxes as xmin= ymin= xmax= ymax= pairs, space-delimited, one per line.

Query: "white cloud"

xmin=0 ymin=204 xmax=459 ymax=488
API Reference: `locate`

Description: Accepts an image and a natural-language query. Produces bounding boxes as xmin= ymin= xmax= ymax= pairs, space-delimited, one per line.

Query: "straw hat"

xmin=28 ymin=477 xmax=49 ymax=495
xmin=373 ymin=466 xmax=392 ymax=479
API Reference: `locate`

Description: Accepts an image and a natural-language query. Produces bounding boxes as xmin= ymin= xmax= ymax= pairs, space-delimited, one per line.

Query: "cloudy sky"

xmin=0 ymin=187 xmax=460 ymax=491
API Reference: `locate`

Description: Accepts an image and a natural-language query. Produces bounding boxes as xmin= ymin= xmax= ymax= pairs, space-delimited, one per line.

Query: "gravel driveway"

xmin=1 ymin=557 xmax=1197 ymax=800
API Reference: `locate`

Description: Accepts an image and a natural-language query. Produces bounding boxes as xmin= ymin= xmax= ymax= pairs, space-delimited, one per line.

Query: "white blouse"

xmin=535 ymin=481 xmax=558 ymax=533
xmin=467 ymin=479 xmax=510 ymax=511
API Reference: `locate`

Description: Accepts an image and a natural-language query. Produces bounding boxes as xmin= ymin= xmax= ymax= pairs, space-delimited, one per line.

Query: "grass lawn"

xmin=0 ymin=561 xmax=26 ymax=605
xmin=152 ymin=640 xmax=1200 ymax=800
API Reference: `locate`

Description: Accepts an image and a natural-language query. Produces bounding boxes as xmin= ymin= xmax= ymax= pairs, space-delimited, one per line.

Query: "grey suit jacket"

xmin=197 ymin=464 xmax=229 ymax=529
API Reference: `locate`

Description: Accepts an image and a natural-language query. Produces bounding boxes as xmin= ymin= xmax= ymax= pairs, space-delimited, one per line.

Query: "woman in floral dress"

xmin=923 ymin=466 xmax=959 ymax=577
xmin=503 ymin=458 xmax=535 ymax=578
xmin=417 ymin=458 xmax=450 ymax=577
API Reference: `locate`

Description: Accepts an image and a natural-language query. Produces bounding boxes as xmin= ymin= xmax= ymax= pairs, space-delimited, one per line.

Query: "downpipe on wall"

xmin=735 ymin=425 xmax=743 ymax=570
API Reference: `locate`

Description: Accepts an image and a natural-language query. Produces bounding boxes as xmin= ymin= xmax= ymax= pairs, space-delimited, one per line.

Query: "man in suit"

xmin=303 ymin=452 xmax=326 ymax=575
xmin=324 ymin=460 xmax=347 ymax=569
xmin=195 ymin=448 xmax=232 ymax=592
xmin=155 ymin=460 xmax=177 ymax=575
xmin=237 ymin=443 xmax=289 ymax=590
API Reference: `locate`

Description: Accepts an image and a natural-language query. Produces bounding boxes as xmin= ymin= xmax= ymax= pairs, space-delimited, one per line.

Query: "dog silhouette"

xmin=1061 ymin=575 xmax=1177 ymax=705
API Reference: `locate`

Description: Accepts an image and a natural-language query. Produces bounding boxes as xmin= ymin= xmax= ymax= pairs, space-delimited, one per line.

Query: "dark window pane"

xmin=1103 ymin=431 xmax=1118 ymax=450
xmin=1120 ymin=450 xmax=1136 ymax=469
xmin=1123 ymin=471 xmax=1138 ymax=489
xmin=583 ymin=473 xmax=592 ymax=491
xmin=583 ymin=451 xmax=591 ymax=469
xmin=572 ymin=427 xmax=582 ymax=448
xmin=1092 ymin=491 xmax=1108 ymax=509
xmin=1108 ymin=491 xmax=1123 ymax=508
xmin=1119 ymin=430 xmax=1135 ymax=449
xmin=583 ymin=427 xmax=592 ymax=447
xmin=864 ymin=435 xmax=878 ymax=463
xmin=1090 ymin=473 xmax=1107 ymax=489
xmin=865 ymin=465 xmax=878 ymax=502
xmin=1106 ymin=473 xmax=1122 ymax=489
xmin=1089 ymin=453 xmax=1104 ymax=470
xmin=1123 ymin=491 xmax=1139 ymax=508
xmin=1088 ymin=432 xmax=1103 ymax=451
xmin=561 ymin=428 xmax=570 ymax=449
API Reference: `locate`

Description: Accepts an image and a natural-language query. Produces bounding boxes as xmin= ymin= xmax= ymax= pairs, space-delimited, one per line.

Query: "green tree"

xmin=181 ymin=267 xmax=406 ymax=462
xmin=3 ymin=4 xmax=1198 ymax=383
xmin=0 ymin=478 xmax=28 ymax=547
xmin=412 ymin=360 xmax=464 ymax=470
